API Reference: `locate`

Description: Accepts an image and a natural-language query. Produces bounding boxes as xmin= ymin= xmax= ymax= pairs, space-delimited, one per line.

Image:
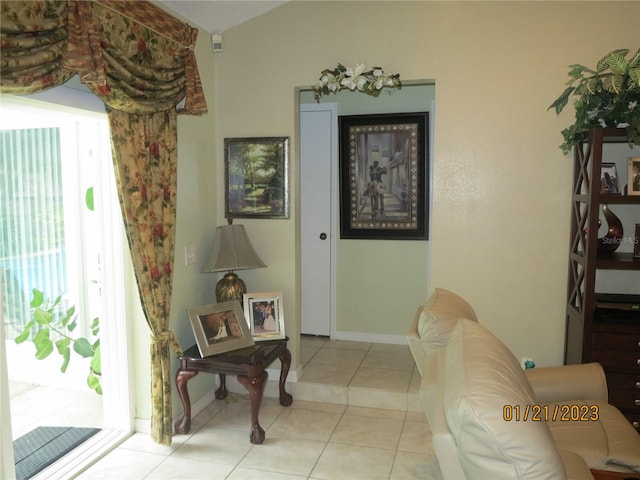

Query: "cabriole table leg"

xmin=278 ymin=348 xmax=293 ymax=406
xmin=174 ymin=368 xmax=198 ymax=434
xmin=237 ymin=370 xmax=268 ymax=444
xmin=215 ymin=373 xmax=228 ymax=399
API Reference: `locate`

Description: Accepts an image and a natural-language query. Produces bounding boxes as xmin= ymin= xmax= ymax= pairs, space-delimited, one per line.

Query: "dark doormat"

xmin=14 ymin=426 xmax=101 ymax=480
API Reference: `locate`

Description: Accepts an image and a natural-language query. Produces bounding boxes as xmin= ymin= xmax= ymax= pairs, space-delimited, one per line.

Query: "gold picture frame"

xmin=187 ymin=301 xmax=254 ymax=357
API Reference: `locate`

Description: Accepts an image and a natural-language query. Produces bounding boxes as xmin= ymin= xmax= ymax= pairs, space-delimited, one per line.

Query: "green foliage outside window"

xmin=14 ymin=288 xmax=102 ymax=395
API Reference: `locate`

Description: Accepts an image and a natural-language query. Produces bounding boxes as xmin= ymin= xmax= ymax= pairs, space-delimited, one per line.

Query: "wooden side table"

xmin=174 ymin=337 xmax=292 ymax=444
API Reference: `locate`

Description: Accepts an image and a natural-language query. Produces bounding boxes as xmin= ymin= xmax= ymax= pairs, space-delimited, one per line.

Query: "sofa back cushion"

xmin=416 ymin=288 xmax=479 ymax=356
xmin=443 ymin=319 xmax=566 ymax=480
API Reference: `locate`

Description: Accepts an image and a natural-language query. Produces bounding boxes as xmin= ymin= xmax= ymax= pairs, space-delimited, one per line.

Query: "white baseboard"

xmin=333 ymin=331 xmax=408 ymax=345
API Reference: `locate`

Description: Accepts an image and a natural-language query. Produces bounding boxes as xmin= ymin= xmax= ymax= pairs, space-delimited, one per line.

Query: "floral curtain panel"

xmin=108 ymin=109 xmax=183 ymax=445
xmin=1 ymin=0 xmax=207 ymax=445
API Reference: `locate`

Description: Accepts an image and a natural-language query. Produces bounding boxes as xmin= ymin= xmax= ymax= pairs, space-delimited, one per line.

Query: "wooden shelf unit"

xmin=564 ymin=127 xmax=640 ymax=432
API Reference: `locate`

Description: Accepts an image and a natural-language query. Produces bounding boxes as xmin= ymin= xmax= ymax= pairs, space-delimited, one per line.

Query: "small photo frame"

xmin=600 ymin=162 xmax=621 ymax=194
xmin=634 ymin=224 xmax=640 ymax=259
xmin=187 ymin=301 xmax=254 ymax=357
xmin=224 ymin=137 xmax=290 ymax=219
xmin=242 ymin=291 xmax=285 ymax=341
xmin=629 ymin=157 xmax=640 ymax=196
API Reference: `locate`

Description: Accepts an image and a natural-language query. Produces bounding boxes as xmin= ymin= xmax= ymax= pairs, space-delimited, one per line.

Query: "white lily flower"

xmin=345 ymin=63 xmax=366 ymax=78
xmin=374 ymin=75 xmax=388 ymax=90
xmin=341 ymin=64 xmax=368 ymax=91
xmin=328 ymin=80 xmax=340 ymax=92
xmin=319 ymin=73 xmax=335 ymax=87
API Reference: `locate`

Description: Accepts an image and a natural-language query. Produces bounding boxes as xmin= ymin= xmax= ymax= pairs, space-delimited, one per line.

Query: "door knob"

xmin=319 ymin=233 xmax=327 ymax=240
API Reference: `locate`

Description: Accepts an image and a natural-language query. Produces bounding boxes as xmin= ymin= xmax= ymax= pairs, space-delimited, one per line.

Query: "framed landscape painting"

xmin=224 ymin=137 xmax=290 ymax=219
xmin=339 ymin=112 xmax=429 ymax=240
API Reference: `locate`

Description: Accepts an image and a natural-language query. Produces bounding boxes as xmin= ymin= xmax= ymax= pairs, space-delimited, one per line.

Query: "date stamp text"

xmin=503 ymin=404 xmax=599 ymax=422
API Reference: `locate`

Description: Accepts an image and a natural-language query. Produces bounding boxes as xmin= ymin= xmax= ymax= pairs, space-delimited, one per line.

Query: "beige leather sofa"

xmin=407 ymin=288 xmax=640 ymax=480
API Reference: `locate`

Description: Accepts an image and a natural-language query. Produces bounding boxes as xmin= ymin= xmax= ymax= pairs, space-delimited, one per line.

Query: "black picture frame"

xmin=339 ymin=112 xmax=429 ymax=240
xmin=224 ymin=137 xmax=290 ymax=219
xmin=600 ymin=162 xmax=621 ymax=195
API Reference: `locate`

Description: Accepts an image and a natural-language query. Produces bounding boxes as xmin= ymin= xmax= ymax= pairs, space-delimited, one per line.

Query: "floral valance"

xmin=0 ymin=0 xmax=207 ymax=115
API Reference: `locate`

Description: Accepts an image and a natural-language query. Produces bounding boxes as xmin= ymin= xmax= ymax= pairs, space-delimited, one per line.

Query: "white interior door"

xmin=300 ymin=103 xmax=337 ymax=336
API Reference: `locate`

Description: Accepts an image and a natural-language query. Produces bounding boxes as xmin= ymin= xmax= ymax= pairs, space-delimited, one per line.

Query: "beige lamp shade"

xmin=202 ymin=224 xmax=266 ymax=273
xmin=202 ymin=223 xmax=266 ymax=302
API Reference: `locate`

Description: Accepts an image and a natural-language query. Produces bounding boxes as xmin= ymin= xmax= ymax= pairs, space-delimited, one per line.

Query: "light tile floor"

xmin=13 ymin=336 xmax=443 ymax=479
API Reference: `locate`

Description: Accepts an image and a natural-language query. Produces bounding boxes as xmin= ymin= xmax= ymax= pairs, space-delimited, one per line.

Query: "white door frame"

xmin=300 ymin=102 xmax=338 ymax=337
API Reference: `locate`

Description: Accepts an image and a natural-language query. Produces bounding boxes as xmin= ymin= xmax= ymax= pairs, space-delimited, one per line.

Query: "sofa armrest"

xmin=525 ymin=362 xmax=608 ymax=404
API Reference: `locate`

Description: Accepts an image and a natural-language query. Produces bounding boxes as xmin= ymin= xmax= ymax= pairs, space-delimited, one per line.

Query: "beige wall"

xmin=207 ymin=0 xmax=639 ymax=373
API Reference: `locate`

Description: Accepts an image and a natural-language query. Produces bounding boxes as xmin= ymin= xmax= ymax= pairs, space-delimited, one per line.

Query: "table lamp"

xmin=202 ymin=218 xmax=266 ymax=303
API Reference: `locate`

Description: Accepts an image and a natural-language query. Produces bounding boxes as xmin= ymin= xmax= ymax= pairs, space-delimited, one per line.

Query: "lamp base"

xmin=215 ymin=272 xmax=246 ymax=303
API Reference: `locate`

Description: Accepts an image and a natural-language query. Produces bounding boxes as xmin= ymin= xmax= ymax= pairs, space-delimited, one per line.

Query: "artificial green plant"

xmin=549 ymin=48 xmax=640 ymax=154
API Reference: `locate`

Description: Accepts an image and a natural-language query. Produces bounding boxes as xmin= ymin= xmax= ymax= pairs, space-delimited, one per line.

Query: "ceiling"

xmin=158 ymin=1 xmax=287 ymax=34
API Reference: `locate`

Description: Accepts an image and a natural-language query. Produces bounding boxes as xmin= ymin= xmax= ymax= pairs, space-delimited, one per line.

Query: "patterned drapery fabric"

xmin=1 ymin=1 xmax=207 ymax=115
xmin=1 ymin=0 xmax=207 ymax=445
xmin=0 ymin=1 xmax=75 ymax=92
xmin=108 ymin=108 xmax=183 ymax=445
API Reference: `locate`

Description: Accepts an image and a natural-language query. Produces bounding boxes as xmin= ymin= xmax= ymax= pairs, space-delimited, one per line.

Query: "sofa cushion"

xmin=416 ymin=288 xmax=478 ymax=356
xmin=548 ymin=400 xmax=640 ymax=473
xmin=443 ymin=319 xmax=566 ymax=480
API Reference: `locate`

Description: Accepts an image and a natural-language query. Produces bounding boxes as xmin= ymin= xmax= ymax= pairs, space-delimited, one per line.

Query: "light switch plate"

xmin=184 ymin=244 xmax=197 ymax=266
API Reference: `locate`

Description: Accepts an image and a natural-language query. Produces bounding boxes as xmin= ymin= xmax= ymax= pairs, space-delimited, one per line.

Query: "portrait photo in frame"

xmin=224 ymin=137 xmax=290 ymax=219
xmin=187 ymin=301 xmax=254 ymax=357
xmin=339 ymin=112 xmax=429 ymax=240
xmin=629 ymin=157 xmax=640 ymax=196
xmin=243 ymin=291 xmax=285 ymax=341
xmin=600 ymin=162 xmax=621 ymax=194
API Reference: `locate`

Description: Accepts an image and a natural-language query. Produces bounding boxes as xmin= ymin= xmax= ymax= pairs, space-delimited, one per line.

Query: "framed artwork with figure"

xmin=338 ymin=112 xmax=429 ymax=240
xmin=600 ymin=162 xmax=620 ymax=194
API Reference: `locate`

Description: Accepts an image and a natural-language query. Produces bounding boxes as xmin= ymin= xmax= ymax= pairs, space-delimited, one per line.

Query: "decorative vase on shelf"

xmin=597 ymin=204 xmax=623 ymax=254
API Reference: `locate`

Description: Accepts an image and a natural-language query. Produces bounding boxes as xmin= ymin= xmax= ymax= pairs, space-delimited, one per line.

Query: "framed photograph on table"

xmin=224 ymin=137 xmax=290 ymax=219
xmin=243 ymin=291 xmax=285 ymax=341
xmin=629 ymin=157 xmax=640 ymax=196
xmin=600 ymin=162 xmax=620 ymax=194
xmin=187 ymin=301 xmax=254 ymax=357
xmin=339 ymin=112 xmax=429 ymax=240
